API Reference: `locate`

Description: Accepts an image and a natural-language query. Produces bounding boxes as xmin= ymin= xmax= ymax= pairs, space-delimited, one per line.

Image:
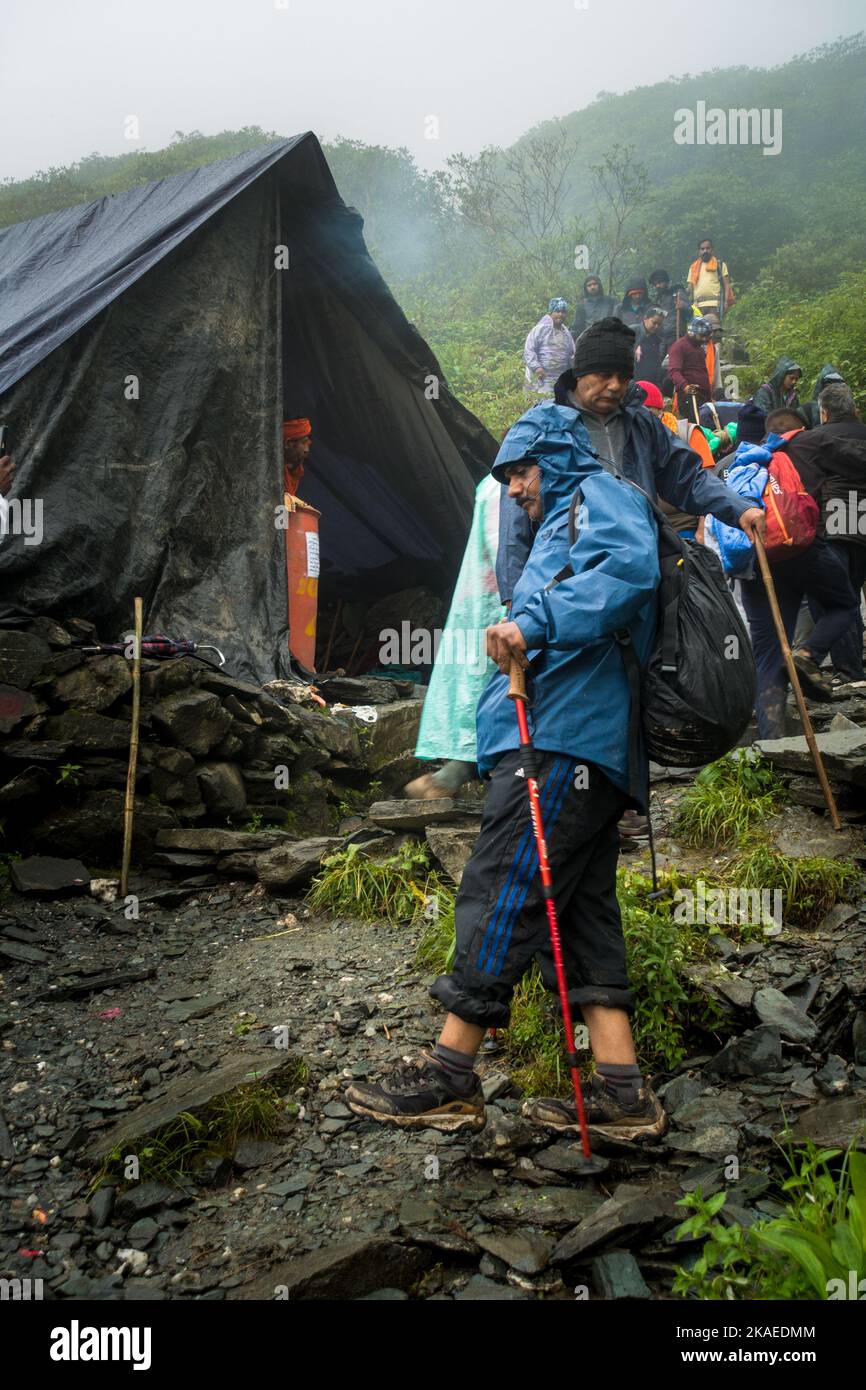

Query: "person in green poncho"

xmin=404 ymin=474 xmax=504 ymax=799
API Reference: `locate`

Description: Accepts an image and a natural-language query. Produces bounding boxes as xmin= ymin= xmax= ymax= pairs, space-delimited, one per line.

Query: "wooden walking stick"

xmin=752 ymin=535 xmax=842 ymax=831
xmin=120 ymin=597 xmax=144 ymax=898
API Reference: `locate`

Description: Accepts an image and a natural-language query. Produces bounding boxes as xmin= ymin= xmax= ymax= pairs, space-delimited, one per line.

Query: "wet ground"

xmin=2 ymin=782 xmax=865 ymax=1301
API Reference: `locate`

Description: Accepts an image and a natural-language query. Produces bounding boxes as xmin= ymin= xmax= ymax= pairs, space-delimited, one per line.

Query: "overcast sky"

xmin=1 ymin=0 xmax=863 ymax=182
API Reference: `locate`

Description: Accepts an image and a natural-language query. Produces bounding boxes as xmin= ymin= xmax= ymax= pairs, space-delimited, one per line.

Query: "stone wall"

xmin=0 ymin=619 xmax=424 ymax=870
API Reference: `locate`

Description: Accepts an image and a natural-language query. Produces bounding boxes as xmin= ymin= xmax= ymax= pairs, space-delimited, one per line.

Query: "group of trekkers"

xmin=523 ymin=238 xmax=732 ymax=399
xmin=346 ymin=289 xmax=866 ymax=1144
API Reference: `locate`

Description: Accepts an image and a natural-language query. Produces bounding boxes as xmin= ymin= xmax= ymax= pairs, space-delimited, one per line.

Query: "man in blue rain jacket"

xmin=347 ymin=399 xmax=672 ymax=1141
xmin=347 ymin=318 xmax=765 ymax=1140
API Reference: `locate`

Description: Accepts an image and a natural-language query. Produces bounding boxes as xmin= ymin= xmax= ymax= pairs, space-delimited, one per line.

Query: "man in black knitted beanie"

xmin=563 ymin=316 xmax=638 ymax=469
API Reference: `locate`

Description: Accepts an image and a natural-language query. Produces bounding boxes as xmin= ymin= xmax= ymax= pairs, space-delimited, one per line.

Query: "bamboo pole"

xmin=753 ymin=535 xmax=841 ymax=831
xmin=120 ymin=597 xmax=144 ymax=898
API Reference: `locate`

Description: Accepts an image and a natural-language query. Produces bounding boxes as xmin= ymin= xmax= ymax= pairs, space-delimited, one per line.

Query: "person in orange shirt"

xmin=283 ymin=418 xmax=312 ymax=500
xmin=687 ymin=238 xmax=734 ymax=319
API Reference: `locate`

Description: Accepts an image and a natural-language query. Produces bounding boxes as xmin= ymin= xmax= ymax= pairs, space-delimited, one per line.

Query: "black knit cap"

xmin=735 ymin=400 xmax=767 ymax=446
xmin=572 ymin=316 xmax=636 ymax=378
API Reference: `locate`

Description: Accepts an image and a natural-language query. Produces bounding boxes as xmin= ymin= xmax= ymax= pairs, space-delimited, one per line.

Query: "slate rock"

xmin=551 ymin=1187 xmax=682 ymax=1264
xmin=0 ymin=935 xmax=51 ymax=966
xmin=705 ymin=1025 xmax=782 ymax=1078
xmin=758 ymin=729 xmax=866 ymax=789
xmin=665 ymin=1125 xmax=740 ymax=1158
xmin=0 ymin=630 xmax=53 ymax=687
xmin=786 ymin=1094 xmax=866 ymax=1150
xmin=232 ymin=1238 xmax=428 ymax=1300
xmin=674 ymin=1091 xmax=747 ymax=1132
xmin=453 ymin=1275 xmax=531 ymax=1301
xmin=52 ymin=657 xmax=132 ymax=712
xmin=819 ymin=903 xmax=858 ymax=932
xmin=155 ymin=827 xmax=290 ymax=854
xmin=126 ymin=1217 xmax=160 ymax=1247
xmin=480 ymin=1072 xmax=512 ymax=1103
xmin=424 ymin=824 xmax=481 ymax=885
xmin=293 ymin=707 xmax=362 ymax=761
xmin=268 ymin=1174 xmax=315 ymax=1196
xmin=469 ymin=1108 xmax=537 ymax=1163
xmin=316 ymin=676 xmax=400 ymax=705
xmin=89 ymin=1186 xmax=116 ymax=1229
xmin=713 ymin=973 xmax=756 ymax=1011
xmin=475 ymin=1230 xmax=553 ymax=1274
xmin=0 ymin=767 xmax=52 ymax=806
xmin=355 ymin=701 xmax=423 ymax=770
xmin=150 ymin=689 xmax=232 ymax=756
xmin=534 ymin=1142 xmax=603 ymax=1177
xmin=853 ymin=1011 xmax=866 ymax=1066
xmin=368 ymin=798 xmax=455 ymax=831
xmin=10 ymin=856 xmax=90 ymax=896
xmin=163 ymin=994 xmax=224 ymax=1023
xmin=26 ymin=616 xmax=74 ymax=647
xmin=44 ymin=709 xmax=131 ymax=752
xmin=255 ymin=837 xmax=343 ymax=890
xmin=0 ymin=683 xmax=40 ymax=733
xmin=754 ymin=988 xmax=818 ymax=1044
xmin=191 ymin=761 xmax=246 ymax=816
xmin=85 ymin=1050 xmax=305 ymax=1161
xmin=33 ymin=790 xmax=177 ymax=859
xmin=658 ymin=1075 xmax=705 ymax=1116
xmin=231 ymin=1139 xmax=283 ymax=1169
xmin=116 ymin=1182 xmax=179 ymax=1216
xmin=479 ymin=1186 xmax=602 ymax=1231
xmin=592 ymin=1250 xmax=651 ymax=1300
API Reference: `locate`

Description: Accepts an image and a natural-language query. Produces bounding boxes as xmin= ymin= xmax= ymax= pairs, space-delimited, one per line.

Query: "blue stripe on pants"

xmin=476 ymin=755 xmax=572 ymax=975
xmin=489 ymin=755 xmax=575 ymax=977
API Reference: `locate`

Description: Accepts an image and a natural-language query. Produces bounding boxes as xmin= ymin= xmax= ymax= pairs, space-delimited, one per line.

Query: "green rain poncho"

xmin=415 ymin=474 xmax=504 ymax=763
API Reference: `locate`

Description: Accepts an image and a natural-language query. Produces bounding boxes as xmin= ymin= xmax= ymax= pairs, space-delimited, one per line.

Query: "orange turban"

xmin=283 ymin=418 xmax=312 ymax=441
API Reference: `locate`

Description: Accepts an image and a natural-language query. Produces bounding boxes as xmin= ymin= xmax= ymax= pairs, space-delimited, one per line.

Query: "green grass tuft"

xmin=307 ymin=839 xmax=454 ymax=927
xmin=727 ymin=841 xmax=859 ymax=929
xmin=672 ymin=749 xmax=787 ymax=849
xmin=93 ymin=1074 xmax=304 ymax=1191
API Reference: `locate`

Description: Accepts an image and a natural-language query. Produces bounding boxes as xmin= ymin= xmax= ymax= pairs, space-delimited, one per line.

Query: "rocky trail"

xmin=3 ymin=779 xmax=866 ymax=1303
xmin=3 ymin=623 xmax=866 ymax=1301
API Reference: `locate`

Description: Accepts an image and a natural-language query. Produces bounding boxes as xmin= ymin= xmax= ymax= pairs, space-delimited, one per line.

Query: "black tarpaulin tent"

xmin=0 ymin=135 xmax=497 ymax=681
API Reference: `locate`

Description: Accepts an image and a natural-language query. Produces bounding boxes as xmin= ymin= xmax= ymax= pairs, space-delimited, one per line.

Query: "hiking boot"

xmin=522 ymin=1074 xmax=667 ymax=1143
xmin=792 ymin=650 xmax=834 ymax=702
xmin=618 ymin=810 xmax=649 ymax=838
xmin=346 ymin=1054 xmax=485 ymax=1132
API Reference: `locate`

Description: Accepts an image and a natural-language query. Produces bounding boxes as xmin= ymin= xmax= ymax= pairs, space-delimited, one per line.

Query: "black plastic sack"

xmin=639 ymin=531 xmax=756 ymax=767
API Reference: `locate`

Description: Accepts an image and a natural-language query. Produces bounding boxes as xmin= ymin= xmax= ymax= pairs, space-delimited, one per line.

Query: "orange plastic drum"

xmin=285 ymin=502 xmax=321 ymax=671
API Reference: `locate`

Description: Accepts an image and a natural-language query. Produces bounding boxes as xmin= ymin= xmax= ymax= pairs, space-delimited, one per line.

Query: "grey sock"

xmin=431 ymin=1042 xmax=478 ymax=1096
xmin=597 ymin=1062 xmax=643 ymax=1105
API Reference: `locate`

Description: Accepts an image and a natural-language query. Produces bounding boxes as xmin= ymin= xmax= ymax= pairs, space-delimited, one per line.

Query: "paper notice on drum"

xmin=305 ymin=532 xmax=320 ymax=578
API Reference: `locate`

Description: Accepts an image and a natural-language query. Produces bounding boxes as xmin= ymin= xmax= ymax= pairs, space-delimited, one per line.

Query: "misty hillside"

xmin=2 ymin=34 xmax=865 ymax=433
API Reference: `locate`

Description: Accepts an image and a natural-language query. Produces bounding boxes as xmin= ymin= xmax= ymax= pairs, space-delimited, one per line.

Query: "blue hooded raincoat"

xmin=476 ymin=402 xmax=660 ymax=804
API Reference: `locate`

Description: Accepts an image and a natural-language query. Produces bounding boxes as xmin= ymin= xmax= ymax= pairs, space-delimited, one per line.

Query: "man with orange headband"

xmin=283 ymin=418 xmax=312 ymax=500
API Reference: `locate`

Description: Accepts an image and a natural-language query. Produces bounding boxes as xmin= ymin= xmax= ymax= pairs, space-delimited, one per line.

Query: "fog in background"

xmin=1 ymin=0 xmax=864 ymax=180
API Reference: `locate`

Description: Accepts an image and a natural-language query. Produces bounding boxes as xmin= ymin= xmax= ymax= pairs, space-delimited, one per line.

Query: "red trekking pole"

xmin=508 ymin=659 xmax=605 ymax=1172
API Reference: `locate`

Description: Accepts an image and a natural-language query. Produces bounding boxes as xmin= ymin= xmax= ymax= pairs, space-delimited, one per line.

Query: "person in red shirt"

xmin=667 ymin=317 xmax=713 ymax=411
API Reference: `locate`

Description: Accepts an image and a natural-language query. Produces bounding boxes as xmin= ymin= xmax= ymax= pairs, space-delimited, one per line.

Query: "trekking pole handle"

xmin=507 ymin=657 xmax=527 ymax=702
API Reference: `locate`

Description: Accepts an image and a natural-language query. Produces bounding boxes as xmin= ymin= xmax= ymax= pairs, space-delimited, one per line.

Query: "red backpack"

xmin=762 ymin=431 xmax=818 ymax=562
